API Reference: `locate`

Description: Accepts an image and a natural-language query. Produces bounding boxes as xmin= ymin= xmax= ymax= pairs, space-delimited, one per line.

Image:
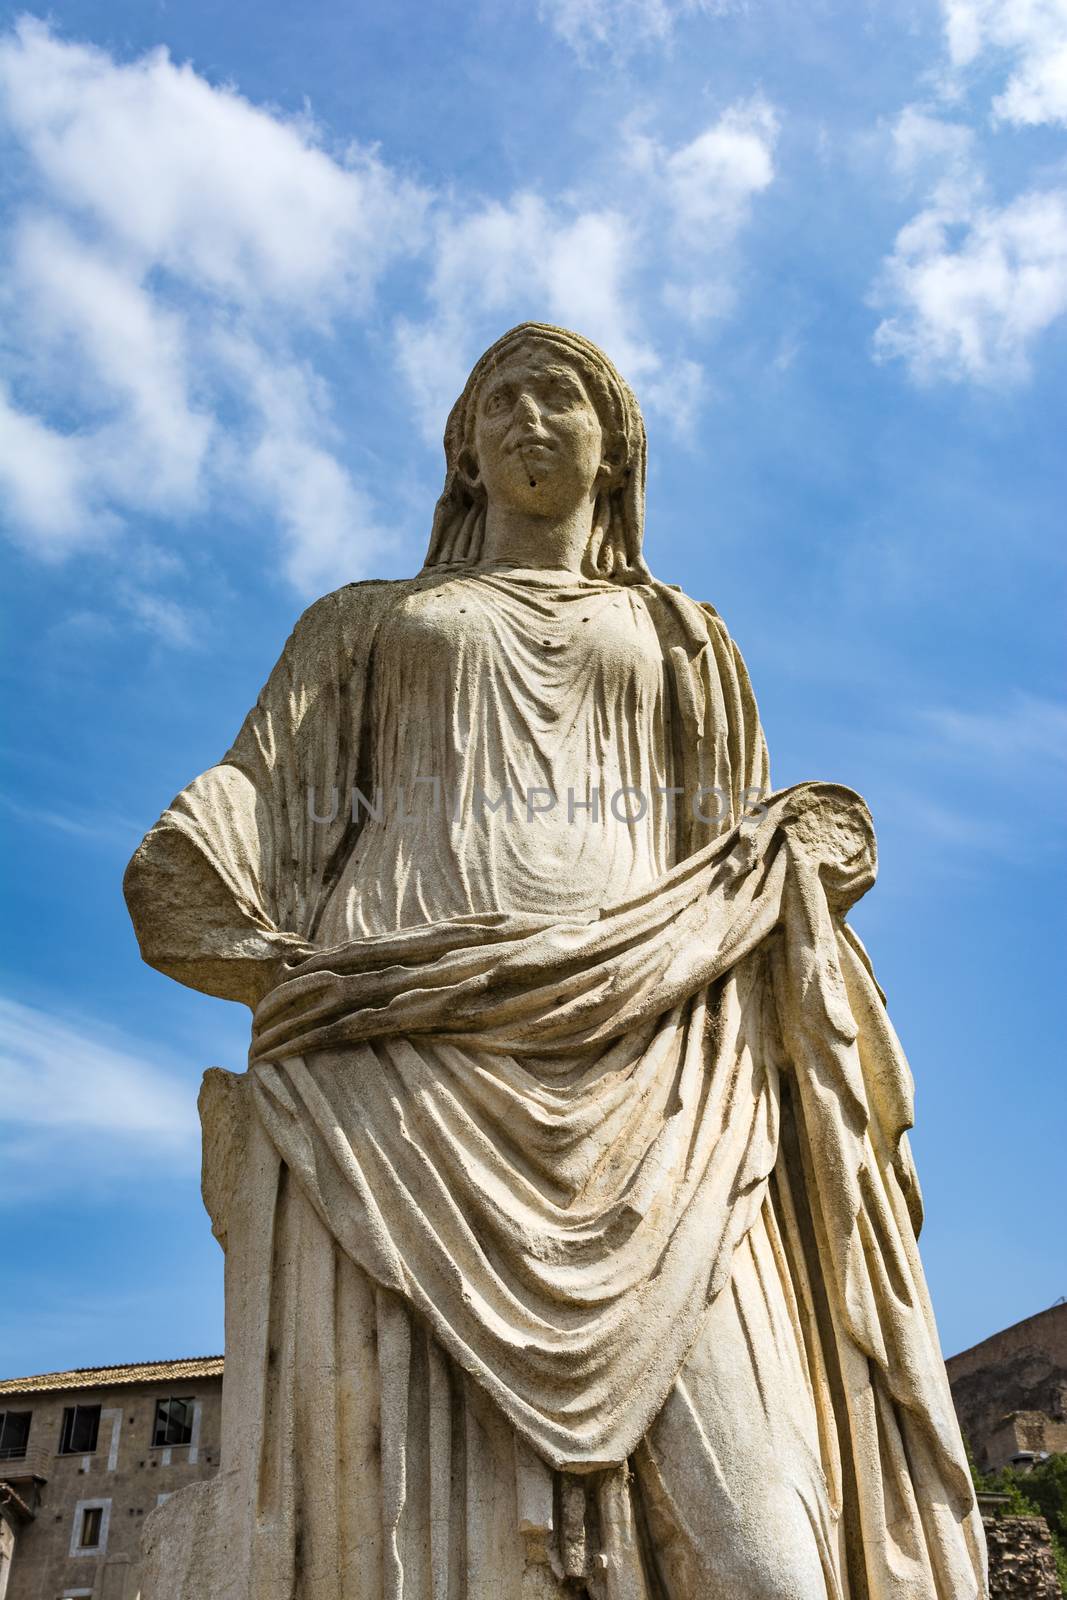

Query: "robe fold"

xmin=125 ymin=572 xmax=986 ymax=1600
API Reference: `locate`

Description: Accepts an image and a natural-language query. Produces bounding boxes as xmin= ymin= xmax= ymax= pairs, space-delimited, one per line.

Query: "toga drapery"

xmin=125 ymin=568 xmax=986 ymax=1600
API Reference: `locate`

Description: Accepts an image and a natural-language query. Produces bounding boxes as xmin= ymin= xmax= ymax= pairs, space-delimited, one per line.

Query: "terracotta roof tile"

xmin=0 ymin=1356 xmax=224 ymax=1396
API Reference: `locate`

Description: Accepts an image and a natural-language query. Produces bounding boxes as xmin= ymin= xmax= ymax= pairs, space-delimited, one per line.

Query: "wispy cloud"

xmin=0 ymin=18 xmax=425 ymax=594
xmin=919 ymin=692 xmax=1067 ymax=770
xmin=0 ymin=791 xmax=141 ymax=844
xmin=0 ymin=994 xmax=200 ymax=1202
xmin=396 ymin=99 xmax=779 ymax=443
xmin=537 ymin=0 xmax=739 ymax=58
xmin=628 ymin=96 xmax=779 ymax=326
xmin=855 ymin=692 xmax=1067 ymax=879
xmin=873 ymin=169 xmax=1067 ymax=385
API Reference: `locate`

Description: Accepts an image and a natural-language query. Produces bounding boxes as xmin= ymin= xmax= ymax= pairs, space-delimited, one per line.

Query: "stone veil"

xmin=125 ymin=324 xmax=987 ymax=1599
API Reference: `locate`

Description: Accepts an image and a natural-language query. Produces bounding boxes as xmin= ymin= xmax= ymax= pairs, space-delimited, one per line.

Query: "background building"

xmin=948 ymin=1302 xmax=1067 ymax=1474
xmin=0 ymin=1357 xmax=222 ymax=1600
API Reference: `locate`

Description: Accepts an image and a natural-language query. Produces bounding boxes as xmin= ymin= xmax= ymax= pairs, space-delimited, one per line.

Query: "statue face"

xmin=471 ymin=341 xmax=606 ymax=519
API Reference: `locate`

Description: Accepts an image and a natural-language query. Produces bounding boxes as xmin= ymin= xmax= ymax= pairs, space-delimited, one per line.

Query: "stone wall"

xmin=983 ymin=1512 xmax=1062 ymax=1598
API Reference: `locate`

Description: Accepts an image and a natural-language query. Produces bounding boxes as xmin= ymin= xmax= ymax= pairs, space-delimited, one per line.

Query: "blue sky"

xmin=0 ymin=0 xmax=1064 ymax=1379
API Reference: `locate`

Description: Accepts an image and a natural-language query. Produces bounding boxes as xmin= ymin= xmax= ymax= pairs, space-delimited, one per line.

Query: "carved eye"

xmin=548 ymin=376 xmax=582 ymax=409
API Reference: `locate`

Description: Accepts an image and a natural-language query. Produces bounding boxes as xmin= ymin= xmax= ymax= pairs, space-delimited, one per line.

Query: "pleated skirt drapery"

xmin=233 ymin=1123 xmax=844 ymax=1600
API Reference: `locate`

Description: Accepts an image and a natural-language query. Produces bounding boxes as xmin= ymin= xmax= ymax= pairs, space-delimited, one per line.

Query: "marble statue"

xmin=124 ymin=324 xmax=988 ymax=1599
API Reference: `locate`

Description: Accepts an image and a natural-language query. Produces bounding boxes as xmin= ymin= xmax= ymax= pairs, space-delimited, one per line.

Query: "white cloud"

xmin=396 ymin=101 xmax=778 ymax=442
xmin=395 ymin=193 xmax=658 ymax=441
xmin=663 ymin=99 xmax=778 ymax=236
xmin=251 ymin=432 xmax=392 ymax=596
xmin=877 ymin=194 xmax=1067 ymax=387
xmin=538 ymin=0 xmax=736 ymax=57
xmin=0 ymin=20 xmax=778 ymax=587
xmin=0 ymin=994 xmax=200 ymax=1201
xmin=13 ymin=213 xmax=213 ymax=511
xmin=872 ymin=107 xmax=1067 ymax=383
xmin=942 ymin=0 xmax=1067 ymax=127
xmin=872 ymin=5 xmax=1067 ymax=384
xmin=0 ymin=16 xmax=424 ymax=307
xmin=890 ymin=106 xmax=977 ymax=190
xmin=213 ymin=332 xmax=393 ymax=593
xmin=642 ymin=358 xmax=707 ymax=436
xmin=631 ymin=97 xmax=779 ymax=325
xmin=0 ymin=383 xmax=110 ymax=555
xmin=0 ymin=18 xmax=426 ymax=597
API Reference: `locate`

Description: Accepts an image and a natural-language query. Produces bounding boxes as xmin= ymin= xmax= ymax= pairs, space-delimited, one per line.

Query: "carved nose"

xmin=514 ymin=392 xmax=542 ymax=428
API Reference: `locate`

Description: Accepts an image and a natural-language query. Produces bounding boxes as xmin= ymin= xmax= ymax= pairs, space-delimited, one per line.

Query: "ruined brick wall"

xmin=984 ymin=1514 xmax=1063 ymax=1598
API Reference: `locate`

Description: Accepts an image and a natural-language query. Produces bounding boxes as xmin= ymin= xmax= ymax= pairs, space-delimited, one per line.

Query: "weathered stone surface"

xmin=125 ymin=324 xmax=989 ymax=1598
xmin=983 ymin=1512 xmax=1061 ymax=1598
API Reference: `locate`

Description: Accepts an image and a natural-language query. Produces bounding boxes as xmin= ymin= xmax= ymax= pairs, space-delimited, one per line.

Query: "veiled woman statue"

xmin=125 ymin=324 xmax=987 ymax=1600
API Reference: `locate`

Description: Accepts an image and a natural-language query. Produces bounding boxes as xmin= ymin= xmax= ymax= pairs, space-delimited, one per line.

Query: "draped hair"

xmin=422 ymin=322 xmax=651 ymax=583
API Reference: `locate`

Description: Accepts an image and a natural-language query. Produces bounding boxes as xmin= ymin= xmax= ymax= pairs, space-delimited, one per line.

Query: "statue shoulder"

xmin=644 ymin=580 xmax=734 ymax=648
xmin=284 ymin=576 xmax=413 ymax=655
xmin=230 ymin=577 xmax=418 ymax=758
xmin=688 ymin=595 xmax=746 ymax=656
xmin=316 ymin=576 xmax=408 ymax=607
xmin=693 ymin=600 xmax=759 ymax=686
xmin=642 ymin=580 xmax=770 ymax=799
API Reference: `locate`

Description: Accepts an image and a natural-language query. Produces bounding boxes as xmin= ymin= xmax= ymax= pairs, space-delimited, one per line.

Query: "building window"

xmin=152 ymin=1397 xmax=193 ymax=1447
xmin=59 ymin=1406 xmax=101 ymax=1455
xmin=0 ymin=1408 xmax=31 ymax=1459
xmin=69 ymin=1498 xmax=110 ymax=1559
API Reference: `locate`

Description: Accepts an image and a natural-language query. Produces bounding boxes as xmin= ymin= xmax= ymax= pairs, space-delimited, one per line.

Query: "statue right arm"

xmin=123 ymin=765 xmax=314 ymax=1008
xmin=123 ymin=580 xmax=394 ymax=1009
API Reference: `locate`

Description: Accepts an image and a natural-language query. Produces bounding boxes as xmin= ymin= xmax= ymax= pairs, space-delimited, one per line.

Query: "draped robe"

xmin=125 ymin=569 xmax=987 ymax=1600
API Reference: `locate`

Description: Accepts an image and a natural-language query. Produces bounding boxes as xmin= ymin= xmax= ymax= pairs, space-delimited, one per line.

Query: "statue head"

xmin=423 ymin=323 xmax=650 ymax=583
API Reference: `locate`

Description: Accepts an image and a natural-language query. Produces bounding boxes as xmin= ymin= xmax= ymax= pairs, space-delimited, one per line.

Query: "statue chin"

xmin=481 ymin=462 xmax=591 ymax=523
xmin=124 ymin=322 xmax=989 ymax=1600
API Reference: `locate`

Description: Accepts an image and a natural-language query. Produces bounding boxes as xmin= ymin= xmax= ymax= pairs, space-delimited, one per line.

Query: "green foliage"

xmin=1019 ymin=1453 xmax=1067 ymax=1545
xmin=1013 ymin=1454 xmax=1067 ymax=1595
xmin=968 ymin=1443 xmax=1067 ymax=1596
